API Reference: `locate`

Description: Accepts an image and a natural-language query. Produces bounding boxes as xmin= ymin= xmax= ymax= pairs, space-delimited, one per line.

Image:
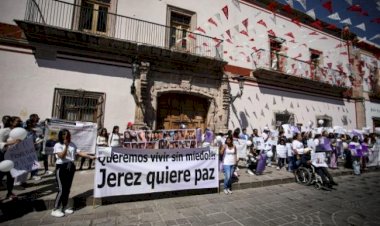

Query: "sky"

xmin=275 ymin=0 xmax=380 ymax=46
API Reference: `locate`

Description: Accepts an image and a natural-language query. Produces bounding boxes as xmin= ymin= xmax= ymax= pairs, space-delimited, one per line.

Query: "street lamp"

xmin=231 ymin=76 xmax=245 ymax=102
xmin=130 ymin=61 xmax=139 ymax=95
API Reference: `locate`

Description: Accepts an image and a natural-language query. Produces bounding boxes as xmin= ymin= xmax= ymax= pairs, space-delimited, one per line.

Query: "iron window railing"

xmin=251 ymin=49 xmax=350 ymax=88
xmin=25 ymin=0 xmax=223 ymax=59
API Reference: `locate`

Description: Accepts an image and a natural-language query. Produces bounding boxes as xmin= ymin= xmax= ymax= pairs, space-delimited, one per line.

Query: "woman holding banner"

xmin=220 ymin=135 xmax=237 ymax=195
xmin=51 ymin=129 xmax=96 ymax=218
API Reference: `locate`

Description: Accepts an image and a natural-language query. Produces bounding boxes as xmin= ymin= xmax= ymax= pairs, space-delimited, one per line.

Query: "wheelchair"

xmin=295 ymin=165 xmax=324 ymax=189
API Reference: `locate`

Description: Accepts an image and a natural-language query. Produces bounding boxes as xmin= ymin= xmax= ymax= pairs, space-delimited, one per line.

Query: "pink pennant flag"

xmin=267 ymin=29 xmax=276 ymax=36
xmin=188 ymin=34 xmax=196 ymax=40
xmin=203 ymin=42 xmax=209 ymax=47
xmin=291 ymin=18 xmax=301 ymax=27
xmin=208 ymin=18 xmax=218 ymax=27
xmin=267 ymin=2 xmax=277 ymax=12
xmin=242 ymin=18 xmax=249 ymax=30
xmin=311 ymin=20 xmax=323 ymax=30
xmin=283 ymin=4 xmax=293 ymax=13
xmin=222 ymin=5 xmax=229 ymax=19
xmin=347 ymin=4 xmax=362 ymax=12
xmin=371 ymin=18 xmax=380 ymax=24
xmin=309 ymin=31 xmax=319 ymax=35
xmin=257 ymin=19 xmax=267 ymax=28
xmin=326 ymin=24 xmax=337 ymax=30
xmin=226 ymin=29 xmax=232 ymax=39
xmin=226 ymin=39 xmax=233 ymax=44
xmin=213 ymin=38 xmax=222 ymax=47
xmin=322 ymin=0 xmax=333 ymax=14
xmin=196 ymin=27 xmax=206 ymax=34
xmin=240 ymin=30 xmax=249 ymax=36
xmin=285 ymin=32 xmax=295 ymax=39
xmin=294 ymin=53 xmax=302 ymax=59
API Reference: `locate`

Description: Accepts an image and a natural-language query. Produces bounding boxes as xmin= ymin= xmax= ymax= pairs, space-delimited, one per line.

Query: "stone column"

xmin=133 ymin=62 xmax=150 ymax=129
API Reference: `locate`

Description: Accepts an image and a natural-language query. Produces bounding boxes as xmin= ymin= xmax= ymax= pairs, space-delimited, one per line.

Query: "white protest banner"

xmin=43 ymin=119 xmax=97 ymax=155
xmin=94 ymin=147 xmax=219 ymax=198
xmin=5 ymin=137 xmax=40 ymax=178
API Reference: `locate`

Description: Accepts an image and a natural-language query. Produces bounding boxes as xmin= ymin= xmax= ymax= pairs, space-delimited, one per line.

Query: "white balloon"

xmin=246 ymin=140 xmax=252 ymax=146
xmin=0 ymin=160 xmax=14 ymax=172
xmin=9 ymin=127 xmax=27 ymax=140
xmin=318 ymin=119 xmax=324 ymax=125
xmin=266 ymin=150 xmax=273 ymax=158
xmin=215 ymin=135 xmax=222 ymax=143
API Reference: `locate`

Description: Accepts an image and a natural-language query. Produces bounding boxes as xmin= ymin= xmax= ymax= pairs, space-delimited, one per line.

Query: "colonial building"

xmin=0 ymin=0 xmax=378 ymax=133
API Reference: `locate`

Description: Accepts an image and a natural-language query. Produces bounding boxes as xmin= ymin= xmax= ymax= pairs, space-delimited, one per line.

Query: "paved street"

xmin=1 ymin=171 xmax=380 ymax=226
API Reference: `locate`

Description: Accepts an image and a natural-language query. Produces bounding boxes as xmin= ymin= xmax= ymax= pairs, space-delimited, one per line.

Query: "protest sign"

xmin=5 ymin=137 xmax=40 ymax=178
xmin=311 ymin=152 xmax=328 ymax=168
xmin=94 ymin=147 xmax=219 ymax=198
xmin=253 ymin=137 xmax=265 ymax=150
xmin=43 ymin=119 xmax=97 ymax=155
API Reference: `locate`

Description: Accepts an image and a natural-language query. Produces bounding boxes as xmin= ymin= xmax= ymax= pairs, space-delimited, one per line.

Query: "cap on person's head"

xmin=127 ymin=122 xmax=133 ymax=127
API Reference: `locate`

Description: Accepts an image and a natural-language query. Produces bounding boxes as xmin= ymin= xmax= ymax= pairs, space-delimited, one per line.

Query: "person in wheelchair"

xmin=311 ymin=144 xmax=338 ymax=189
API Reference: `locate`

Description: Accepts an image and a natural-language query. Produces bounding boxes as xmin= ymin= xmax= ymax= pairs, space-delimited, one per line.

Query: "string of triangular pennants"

xmin=283 ymin=0 xmax=380 ymax=41
xmin=192 ymin=0 xmax=360 ymax=65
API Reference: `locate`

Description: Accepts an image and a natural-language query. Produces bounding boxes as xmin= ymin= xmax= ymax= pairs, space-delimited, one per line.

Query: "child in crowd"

xmin=276 ymin=138 xmax=287 ymax=170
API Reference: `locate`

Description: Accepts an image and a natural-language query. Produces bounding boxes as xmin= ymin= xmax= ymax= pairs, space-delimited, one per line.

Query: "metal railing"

xmin=24 ymin=0 xmax=223 ymax=59
xmin=251 ymin=49 xmax=350 ymax=88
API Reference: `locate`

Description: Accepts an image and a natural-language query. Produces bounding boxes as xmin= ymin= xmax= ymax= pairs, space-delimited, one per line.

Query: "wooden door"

xmin=157 ymin=93 xmax=209 ymax=130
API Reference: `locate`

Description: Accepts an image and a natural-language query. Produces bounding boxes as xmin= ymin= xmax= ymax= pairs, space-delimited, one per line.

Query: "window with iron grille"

xmin=52 ymin=88 xmax=105 ymax=128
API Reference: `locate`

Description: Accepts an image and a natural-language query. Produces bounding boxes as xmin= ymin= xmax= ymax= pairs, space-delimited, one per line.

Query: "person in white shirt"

xmin=220 ymin=135 xmax=237 ymax=195
xmin=276 ymin=138 xmax=287 ymax=170
xmin=108 ymin=125 xmax=121 ymax=147
xmin=51 ymin=129 xmax=95 ymax=218
xmin=292 ymin=133 xmax=307 ymax=169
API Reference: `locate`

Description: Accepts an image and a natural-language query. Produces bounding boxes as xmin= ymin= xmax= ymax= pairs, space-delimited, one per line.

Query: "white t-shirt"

xmin=292 ymin=140 xmax=305 ymax=155
xmin=97 ymin=136 xmax=108 ymax=146
xmin=54 ymin=142 xmax=80 ymax=164
xmin=223 ymin=145 xmax=237 ymax=166
xmin=276 ymin=144 xmax=287 ymax=158
xmin=108 ymin=133 xmax=121 ymax=147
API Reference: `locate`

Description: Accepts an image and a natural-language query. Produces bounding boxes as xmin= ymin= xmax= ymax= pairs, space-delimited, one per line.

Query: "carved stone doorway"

xmin=156 ymin=93 xmax=209 ymax=130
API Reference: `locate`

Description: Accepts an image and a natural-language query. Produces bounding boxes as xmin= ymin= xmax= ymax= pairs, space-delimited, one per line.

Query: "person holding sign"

xmin=51 ymin=129 xmax=96 ymax=218
xmin=219 ymin=135 xmax=237 ymax=195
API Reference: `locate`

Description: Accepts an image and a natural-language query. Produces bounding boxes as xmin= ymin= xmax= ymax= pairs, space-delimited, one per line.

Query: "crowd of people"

xmin=1 ymin=115 xmax=380 ymax=215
